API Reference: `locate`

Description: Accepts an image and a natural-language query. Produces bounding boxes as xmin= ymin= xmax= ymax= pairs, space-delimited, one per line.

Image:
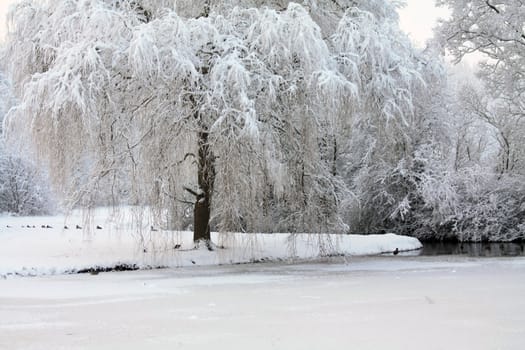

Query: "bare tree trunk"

xmin=193 ymin=131 xmax=215 ymax=247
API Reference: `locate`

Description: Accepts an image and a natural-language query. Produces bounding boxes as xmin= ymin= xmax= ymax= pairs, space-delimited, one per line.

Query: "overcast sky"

xmin=399 ymin=0 xmax=450 ymax=47
xmin=0 ymin=0 xmax=449 ymax=46
xmin=0 ymin=0 xmax=11 ymax=41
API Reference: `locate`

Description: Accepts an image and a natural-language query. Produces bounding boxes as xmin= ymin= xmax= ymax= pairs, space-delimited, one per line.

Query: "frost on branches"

xmin=3 ymin=0 xmax=371 ymax=243
xmin=433 ymin=0 xmax=525 ymax=241
xmin=6 ymin=0 xmax=520 ymax=243
xmin=437 ymin=0 xmax=525 ymax=175
xmin=0 ymin=73 xmax=54 ymax=216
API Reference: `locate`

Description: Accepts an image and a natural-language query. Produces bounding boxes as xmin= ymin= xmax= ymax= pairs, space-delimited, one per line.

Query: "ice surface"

xmin=0 ymin=256 xmax=524 ymax=350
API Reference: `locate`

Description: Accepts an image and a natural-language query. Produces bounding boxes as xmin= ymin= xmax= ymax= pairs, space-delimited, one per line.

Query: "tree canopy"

xmin=3 ymin=0 xmax=523 ymax=242
xmin=2 ymin=0 xmax=425 ymax=242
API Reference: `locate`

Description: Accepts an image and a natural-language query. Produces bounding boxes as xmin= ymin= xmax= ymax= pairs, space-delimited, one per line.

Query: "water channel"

xmin=417 ymin=241 xmax=525 ymax=257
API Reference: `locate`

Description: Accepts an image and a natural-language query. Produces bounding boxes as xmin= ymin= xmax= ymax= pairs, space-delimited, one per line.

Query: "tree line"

xmin=0 ymin=0 xmax=523 ymax=243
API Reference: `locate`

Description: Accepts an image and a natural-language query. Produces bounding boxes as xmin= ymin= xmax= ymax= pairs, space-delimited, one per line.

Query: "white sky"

xmin=398 ymin=0 xmax=450 ymax=48
xmin=0 ymin=0 xmax=448 ymax=44
xmin=0 ymin=0 xmax=12 ymax=41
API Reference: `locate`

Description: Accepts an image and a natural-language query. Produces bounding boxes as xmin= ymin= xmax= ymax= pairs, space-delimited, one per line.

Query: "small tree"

xmin=0 ymin=151 xmax=54 ymax=216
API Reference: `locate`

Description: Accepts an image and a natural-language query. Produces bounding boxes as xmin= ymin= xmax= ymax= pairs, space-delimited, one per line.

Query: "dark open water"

xmin=418 ymin=241 xmax=525 ymax=257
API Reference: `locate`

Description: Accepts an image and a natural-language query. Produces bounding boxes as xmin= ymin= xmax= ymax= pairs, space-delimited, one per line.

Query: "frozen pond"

xmin=1 ymin=256 xmax=525 ymax=350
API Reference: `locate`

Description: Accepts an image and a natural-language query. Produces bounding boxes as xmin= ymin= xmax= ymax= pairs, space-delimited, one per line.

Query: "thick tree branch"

xmin=183 ymin=186 xmax=200 ymax=198
xmin=485 ymin=0 xmax=500 ymax=14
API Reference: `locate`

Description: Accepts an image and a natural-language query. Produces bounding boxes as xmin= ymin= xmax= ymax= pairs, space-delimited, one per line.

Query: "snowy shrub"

xmin=347 ymin=151 xmax=525 ymax=242
xmin=450 ymin=172 xmax=525 ymax=242
xmin=0 ymin=151 xmax=54 ymax=216
xmin=346 ymin=158 xmax=419 ymax=235
xmin=398 ymin=168 xmax=525 ymax=242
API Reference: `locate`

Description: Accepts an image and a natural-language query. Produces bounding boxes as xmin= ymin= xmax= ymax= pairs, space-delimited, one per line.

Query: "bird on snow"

xmin=96 ymin=225 xmax=103 ymax=230
xmin=76 ymin=225 xmax=82 ymax=229
xmin=393 ymin=248 xmax=399 ymax=255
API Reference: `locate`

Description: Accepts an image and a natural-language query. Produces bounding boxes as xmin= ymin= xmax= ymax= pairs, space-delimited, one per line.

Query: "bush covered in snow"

xmin=0 ymin=150 xmax=55 ymax=216
xmin=446 ymin=172 xmax=525 ymax=242
xmin=353 ymin=165 xmax=525 ymax=242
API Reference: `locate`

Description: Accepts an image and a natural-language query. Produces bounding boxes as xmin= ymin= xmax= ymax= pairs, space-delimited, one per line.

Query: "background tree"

xmin=0 ymin=72 xmax=54 ymax=216
xmin=437 ymin=0 xmax=525 ymax=175
xmin=0 ymin=152 xmax=55 ymax=216
xmin=431 ymin=0 xmax=525 ymax=241
xmin=334 ymin=2 xmax=424 ymax=234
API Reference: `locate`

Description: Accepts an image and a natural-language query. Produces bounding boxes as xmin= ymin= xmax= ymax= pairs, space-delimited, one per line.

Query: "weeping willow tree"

xmin=3 ymin=0 xmax=427 ymax=245
xmin=2 ymin=0 xmax=366 ymax=245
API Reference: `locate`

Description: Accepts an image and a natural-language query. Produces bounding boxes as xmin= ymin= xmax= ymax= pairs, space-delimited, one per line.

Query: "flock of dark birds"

xmin=4 ymin=224 xmax=103 ymax=230
xmin=2 ymin=224 xmax=402 ymax=255
xmin=3 ymin=224 xmax=164 ymax=231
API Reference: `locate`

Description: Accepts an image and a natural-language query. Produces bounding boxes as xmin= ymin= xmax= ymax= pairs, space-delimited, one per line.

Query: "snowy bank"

xmin=0 ymin=209 xmax=422 ymax=277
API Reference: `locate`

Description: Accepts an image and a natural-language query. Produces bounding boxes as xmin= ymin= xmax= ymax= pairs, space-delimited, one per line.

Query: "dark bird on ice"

xmin=393 ymin=248 xmax=399 ymax=255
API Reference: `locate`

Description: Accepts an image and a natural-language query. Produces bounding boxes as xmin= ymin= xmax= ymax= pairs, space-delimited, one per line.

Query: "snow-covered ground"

xmin=1 ymin=209 xmax=524 ymax=349
xmin=1 ymin=256 xmax=525 ymax=350
xmin=0 ymin=207 xmax=422 ymax=277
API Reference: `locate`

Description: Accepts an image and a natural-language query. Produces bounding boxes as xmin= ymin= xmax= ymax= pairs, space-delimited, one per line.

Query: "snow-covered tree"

xmin=0 ymin=152 xmax=54 ymax=216
xmin=3 ymin=0 xmax=445 ymax=243
xmin=431 ymin=0 xmax=525 ymax=241
xmin=334 ymin=2 xmax=424 ymax=233
xmin=3 ymin=0 xmax=364 ymax=244
xmin=0 ymin=72 xmax=54 ymax=216
xmin=437 ymin=0 xmax=525 ymax=174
